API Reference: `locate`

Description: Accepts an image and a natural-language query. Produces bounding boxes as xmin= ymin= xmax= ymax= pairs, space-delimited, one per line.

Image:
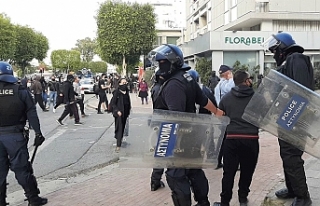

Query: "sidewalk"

xmin=19 ymin=93 xmax=320 ymax=205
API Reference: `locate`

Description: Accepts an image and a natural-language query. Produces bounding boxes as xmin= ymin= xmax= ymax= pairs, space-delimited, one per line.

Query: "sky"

xmin=0 ymin=0 xmax=109 ymax=64
xmin=0 ymin=0 xmax=180 ymax=65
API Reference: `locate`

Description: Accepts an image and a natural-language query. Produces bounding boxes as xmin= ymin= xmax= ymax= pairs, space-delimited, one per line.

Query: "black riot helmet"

xmin=0 ymin=61 xmax=17 ymax=83
xmin=148 ymin=44 xmax=190 ymax=78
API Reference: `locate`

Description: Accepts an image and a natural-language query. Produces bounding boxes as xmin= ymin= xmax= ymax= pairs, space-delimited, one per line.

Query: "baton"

xmin=30 ymin=145 xmax=39 ymax=165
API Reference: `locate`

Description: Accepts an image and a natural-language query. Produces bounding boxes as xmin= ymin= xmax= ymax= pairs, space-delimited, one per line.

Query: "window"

xmin=231 ymin=7 xmax=237 ymax=21
xmin=225 ymin=0 xmax=229 ymax=12
xmin=224 ymin=11 xmax=230 ymax=25
xmin=224 ymin=51 xmax=257 ymax=68
xmin=231 ymin=0 xmax=237 ymax=7
xmin=167 ymin=37 xmax=180 ymax=45
xmin=157 ymin=36 xmax=163 ymax=45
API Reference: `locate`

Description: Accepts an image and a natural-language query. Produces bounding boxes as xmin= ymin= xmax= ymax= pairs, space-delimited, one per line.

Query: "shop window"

xmin=167 ymin=37 xmax=180 ymax=45
xmin=224 ymin=51 xmax=257 ymax=68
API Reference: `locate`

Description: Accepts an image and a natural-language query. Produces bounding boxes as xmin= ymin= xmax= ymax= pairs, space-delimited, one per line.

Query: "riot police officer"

xmin=0 ymin=61 xmax=47 ymax=206
xmin=150 ymin=76 xmax=166 ymax=191
xmin=148 ymin=44 xmax=223 ymax=206
xmin=265 ymin=33 xmax=313 ymax=206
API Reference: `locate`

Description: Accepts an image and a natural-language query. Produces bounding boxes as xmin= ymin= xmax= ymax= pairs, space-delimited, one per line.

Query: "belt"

xmin=0 ymin=125 xmax=24 ymax=133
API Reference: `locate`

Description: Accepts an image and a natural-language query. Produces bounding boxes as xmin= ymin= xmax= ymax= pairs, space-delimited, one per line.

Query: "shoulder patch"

xmin=183 ymin=73 xmax=193 ymax=82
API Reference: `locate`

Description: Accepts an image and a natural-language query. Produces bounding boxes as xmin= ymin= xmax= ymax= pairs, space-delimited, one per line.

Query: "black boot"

xmin=151 ymin=180 xmax=165 ymax=191
xmin=291 ymin=196 xmax=312 ymax=206
xmin=194 ymin=199 xmax=210 ymax=206
xmin=28 ymin=196 xmax=48 ymax=206
xmin=0 ymin=181 xmax=8 ymax=206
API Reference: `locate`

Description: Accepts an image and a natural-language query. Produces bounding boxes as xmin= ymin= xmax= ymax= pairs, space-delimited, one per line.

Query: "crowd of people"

xmin=0 ymin=32 xmax=313 ymax=206
xmin=146 ymin=33 xmax=312 ymax=206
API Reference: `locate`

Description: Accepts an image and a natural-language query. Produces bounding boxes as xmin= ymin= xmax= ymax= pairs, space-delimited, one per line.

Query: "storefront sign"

xmin=225 ymin=37 xmax=265 ymax=46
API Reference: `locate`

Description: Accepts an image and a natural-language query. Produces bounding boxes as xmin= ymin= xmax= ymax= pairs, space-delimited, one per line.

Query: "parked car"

xmin=80 ymin=78 xmax=94 ymax=94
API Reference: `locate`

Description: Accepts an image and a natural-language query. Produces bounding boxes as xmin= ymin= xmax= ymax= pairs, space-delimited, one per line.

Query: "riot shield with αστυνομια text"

xmin=242 ymin=69 xmax=320 ymax=159
xmin=119 ymin=109 xmax=230 ymax=168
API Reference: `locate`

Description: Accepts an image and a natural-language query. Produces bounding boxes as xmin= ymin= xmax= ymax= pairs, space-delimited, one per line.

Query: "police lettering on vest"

xmin=0 ymin=88 xmax=14 ymax=96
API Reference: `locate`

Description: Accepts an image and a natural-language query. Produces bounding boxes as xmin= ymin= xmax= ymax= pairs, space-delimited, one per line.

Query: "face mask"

xmin=273 ymin=48 xmax=286 ymax=66
xmin=52 ymin=78 xmax=55 ymax=81
xmin=119 ymin=84 xmax=127 ymax=91
xmin=27 ymin=82 xmax=31 ymax=87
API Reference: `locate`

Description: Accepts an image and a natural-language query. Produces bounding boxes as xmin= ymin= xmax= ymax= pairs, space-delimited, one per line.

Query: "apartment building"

xmin=128 ymin=0 xmax=185 ymax=47
xmin=179 ymin=0 xmax=320 ymax=73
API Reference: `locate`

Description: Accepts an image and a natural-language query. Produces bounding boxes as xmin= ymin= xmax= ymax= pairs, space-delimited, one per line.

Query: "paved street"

xmin=5 ymin=93 xmax=319 ymax=206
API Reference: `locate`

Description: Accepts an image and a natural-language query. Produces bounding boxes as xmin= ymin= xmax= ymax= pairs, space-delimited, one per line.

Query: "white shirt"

xmin=214 ymin=78 xmax=235 ymax=105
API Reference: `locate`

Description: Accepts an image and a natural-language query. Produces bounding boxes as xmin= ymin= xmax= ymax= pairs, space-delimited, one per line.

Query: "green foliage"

xmin=232 ymin=60 xmax=261 ymax=88
xmin=50 ymin=49 xmax=81 ymax=72
xmin=34 ymin=31 xmax=49 ymax=61
xmin=195 ymin=58 xmax=212 ymax=85
xmin=72 ymin=37 xmax=97 ymax=62
xmin=88 ymin=61 xmax=108 ymax=73
xmin=0 ymin=14 xmax=16 ymax=61
xmin=13 ymin=25 xmax=39 ymax=76
xmin=0 ymin=14 xmax=49 ymax=77
xmin=96 ymin=1 xmax=156 ymax=75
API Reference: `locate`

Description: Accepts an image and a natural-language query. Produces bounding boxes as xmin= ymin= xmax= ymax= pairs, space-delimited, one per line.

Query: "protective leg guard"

xmin=171 ymin=193 xmax=192 ymax=206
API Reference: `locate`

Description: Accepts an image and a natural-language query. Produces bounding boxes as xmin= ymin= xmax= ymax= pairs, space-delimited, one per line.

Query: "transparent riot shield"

xmin=243 ymin=69 xmax=320 ymax=158
xmin=119 ymin=109 xmax=230 ymax=168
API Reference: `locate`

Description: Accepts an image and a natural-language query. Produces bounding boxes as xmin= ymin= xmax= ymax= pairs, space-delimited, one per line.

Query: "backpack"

xmin=57 ymin=82 xmax=65 ymax=95
xmin=93 ymin=83 xmax=99 ymax=94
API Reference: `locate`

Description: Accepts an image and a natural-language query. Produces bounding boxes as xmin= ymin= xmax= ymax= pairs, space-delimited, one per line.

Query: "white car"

xmin=80 ymin=78 xmax=94 ymax=94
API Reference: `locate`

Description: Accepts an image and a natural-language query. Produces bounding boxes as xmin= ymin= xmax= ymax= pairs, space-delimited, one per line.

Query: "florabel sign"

xmin=224 ymin=36 xmax=265 ymax=46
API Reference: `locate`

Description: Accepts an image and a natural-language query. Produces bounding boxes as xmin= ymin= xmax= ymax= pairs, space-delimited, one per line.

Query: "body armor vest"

xmin=0 ymin=83 xmax=25 ymax=127
xmin=153 ymin=71 xmax=197 ymax=113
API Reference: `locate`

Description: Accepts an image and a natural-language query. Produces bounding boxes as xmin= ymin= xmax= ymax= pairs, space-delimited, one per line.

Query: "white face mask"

xmin=27 ymin=82 xmax=31 ymax=87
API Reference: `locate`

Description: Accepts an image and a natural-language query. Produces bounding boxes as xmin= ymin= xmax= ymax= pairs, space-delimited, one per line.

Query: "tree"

xmin=13 ymin=25 xmax=38 ymax=76
xmin=51 ymin=49 xmax=81 ymax=73
xmin=72 ymin=37 xmax=96 ymax=62
xmin=195 ymin=58 xmax=212 ymax=85
xmin=97 ymin=1 xmax=156 ymax=76
xmin=68 ymin=50 xmax=81 ymax=72
xmin=51 ymin=49 xmax=68 ymax=70
xmin=88 ymin=61 xmax=107 ymax=73
xmin=0 ymin=14 xmax=16 ymax=61
xmin=34 ymin=31 xmax=49 ymax=61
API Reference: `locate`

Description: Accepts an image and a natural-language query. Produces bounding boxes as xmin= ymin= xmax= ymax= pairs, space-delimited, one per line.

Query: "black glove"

xmin=34 ymin=133 xmax=45 ymax=146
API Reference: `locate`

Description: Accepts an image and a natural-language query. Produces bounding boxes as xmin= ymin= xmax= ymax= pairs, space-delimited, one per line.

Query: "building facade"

xmin=179 ymin=0 xmax=320 ymax=74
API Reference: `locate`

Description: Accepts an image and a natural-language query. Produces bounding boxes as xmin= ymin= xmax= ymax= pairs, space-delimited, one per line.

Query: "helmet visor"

xmin=261 ymin=35 xmax=280 ymax=53
xmin=148 ymin=45 xmax=178 ymax=65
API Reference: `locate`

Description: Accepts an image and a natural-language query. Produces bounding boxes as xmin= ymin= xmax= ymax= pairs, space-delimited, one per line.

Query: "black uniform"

xmin=0 ymin=82 xmax=46 ymax=205
xmin=153 ymin=71 xmax=210 ymax=206
xmin=150 ymin=81 xmax=165 ymax=190
xmin=277 ymin=52 xmax=314 ymax=199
